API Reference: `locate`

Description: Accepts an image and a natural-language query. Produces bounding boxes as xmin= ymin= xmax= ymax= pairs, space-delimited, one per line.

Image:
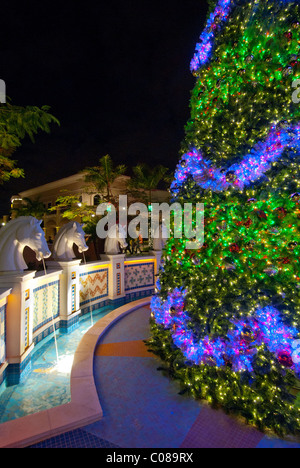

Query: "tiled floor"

xmin=30 ymin=428 xmax=120 ymax=448
xmin=29 ymin=306 xmax=300 ymax=448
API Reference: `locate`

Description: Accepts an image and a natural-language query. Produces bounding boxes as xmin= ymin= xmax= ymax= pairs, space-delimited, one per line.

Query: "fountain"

xmin=0 ymin=217 xmax=52 ymax=382
xmin=41 ymin=258 xmax=59 ymax=368
xmin=0 ymin=217 xmax=51 ymax=272
xmin=81 ymin=250 xmax=94 ymax=327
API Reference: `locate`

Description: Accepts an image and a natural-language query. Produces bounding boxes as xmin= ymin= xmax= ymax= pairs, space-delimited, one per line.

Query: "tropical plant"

xmin=128 ymin=163 xmax=170 ymax=206
xmin=12 ymin=197 xmax=48 ymax=220
xmin=0 ymin=102 xmax=59 ymax=183
xmin=51 ymin=194 xmax=96 ymax=223
xmin=83 ymin=154 xmax=127 ymax=204
xmin=52 ymin=194 xmax=102 ymax=259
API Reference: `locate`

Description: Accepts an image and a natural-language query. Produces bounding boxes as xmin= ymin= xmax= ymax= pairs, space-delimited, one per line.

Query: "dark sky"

xmin=0 ymin=0 xmax=208 ymax=215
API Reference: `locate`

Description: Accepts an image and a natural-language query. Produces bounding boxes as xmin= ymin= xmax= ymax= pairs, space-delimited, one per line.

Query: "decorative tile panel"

xmin=0 ymin=303 xmax=6 ymax=364
xmin=24 ymin=307 xmax=30 ymax=349
xmin=71 ymin=284 xmax=76 ymax=312
xmin=33 ymin=281 xmax=60 ymax=332
xmin=124 ymin=262 xmax=155 ymax=292
xmin=79 ymin=269 xmax=109 ymax=306
xmin=116 ymin=273 xmax=121 ymax=296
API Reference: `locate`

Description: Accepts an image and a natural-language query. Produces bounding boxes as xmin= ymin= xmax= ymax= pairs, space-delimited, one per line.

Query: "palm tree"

xmin=12 ymin=197 xmax=48 ymax=220
xmin=83 ymin=154 xmax=127 ymax=205
xmin=128 ymin=163 xmax=170 ymax=206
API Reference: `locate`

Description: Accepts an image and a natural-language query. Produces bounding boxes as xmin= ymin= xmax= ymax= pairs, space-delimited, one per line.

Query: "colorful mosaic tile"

xmin=116 ymin=272 xmax=121 ymax=296
xmin=124 ymin=262 xmax=154 ymax=292
xmin=0 ymin=304 xmax=6 ymax=364
xmin=33 ymin=281 xmax=60 ymax=332
xmin=79 ymin=269 xmax=108 ymax=306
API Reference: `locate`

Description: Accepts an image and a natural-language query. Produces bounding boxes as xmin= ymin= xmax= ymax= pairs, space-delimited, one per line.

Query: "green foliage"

xmin=128 ymin=163 xmax=170 ymax=204
xmin=83 ymin=154 xmax=127 ymax=204
xmin=51 ymin=194 xmax=96 ymax=223
xmin=12 ymin=197 xmax=48 ymax=220
xmin=184 ymin=0 xmax=300 ymax=165
xmin=0 ymin=102 xmax=59 ymax=183
xmin=149 ymin=0 xmax=300 ymax=436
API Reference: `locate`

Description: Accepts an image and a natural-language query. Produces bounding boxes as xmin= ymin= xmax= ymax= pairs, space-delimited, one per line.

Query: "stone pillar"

xmin=101 ymin=254 xmax=125 ymax=302
xmin=0 ymin=271 xmax=36 ymax=363
xmin=47 ymin=259 xmax=82 ymax=320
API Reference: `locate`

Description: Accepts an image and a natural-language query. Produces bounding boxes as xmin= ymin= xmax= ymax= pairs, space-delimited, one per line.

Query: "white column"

xmin=101 ymin=254 xmax=125 ymax=301
xmin=47 ymin=259 xmax=82 ymax=319
xmin=0 ymin=271 xmax=36 ymax=362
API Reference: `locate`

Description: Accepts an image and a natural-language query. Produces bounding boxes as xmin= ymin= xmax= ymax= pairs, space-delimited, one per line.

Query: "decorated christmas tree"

xmin=147 ymin=0 xmax=300 ymax=436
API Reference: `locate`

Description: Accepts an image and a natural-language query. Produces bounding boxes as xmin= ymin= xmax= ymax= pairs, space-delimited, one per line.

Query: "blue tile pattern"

xmin=0 ymin=304 xmax=6 ymax=365
xmin=29 ymin=428 xmax=120 ymax=448
xmin=33 ymin=281 xmax=60 ymax=333
xmin=124 ymin=263 xmax=155 ymax=292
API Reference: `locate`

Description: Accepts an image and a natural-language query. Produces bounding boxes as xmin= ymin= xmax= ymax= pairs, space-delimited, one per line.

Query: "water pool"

xmin=0 ymin=306 xmax=114 ymax=423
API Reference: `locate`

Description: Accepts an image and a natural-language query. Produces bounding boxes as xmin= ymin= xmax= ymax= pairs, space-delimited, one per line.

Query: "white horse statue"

xmin=104 ymin=224 xmax=128 ymax=255
xmin=152 ymin=223 xmax=169 ymax=251
xmin=52 ymin=221 xmax=89 ymax=261
xmin=0 ymin=216 xmax=51 ymax=271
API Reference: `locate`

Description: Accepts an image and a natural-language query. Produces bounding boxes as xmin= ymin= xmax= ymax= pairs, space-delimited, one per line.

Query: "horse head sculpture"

xmin=52 ymin=221 xmax=88 ymax=261
xmin=0 ymin=216 xmax=51 ymax=271
xmin=104 ymin=224 xmax=128 ymax=255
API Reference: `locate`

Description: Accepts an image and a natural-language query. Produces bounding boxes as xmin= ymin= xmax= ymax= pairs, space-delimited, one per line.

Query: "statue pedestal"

xmin=101 ymin=254 xmax=125 ymax=301
xmin=47 ymin=259 xmax=82 ymax=320
xmin=0 ymin=271 xmax=36 ymax=364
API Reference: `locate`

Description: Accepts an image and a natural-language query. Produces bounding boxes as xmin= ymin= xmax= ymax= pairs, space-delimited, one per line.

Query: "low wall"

xmin=0 ymin=251 xmax=161 ymax=385
xmin=0 ymin=289 xmax=11 ymax=386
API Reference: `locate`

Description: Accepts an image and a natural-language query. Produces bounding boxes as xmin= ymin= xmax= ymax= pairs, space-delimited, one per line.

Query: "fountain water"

xmin=40 ymin=258 xmax=74 ymax=374
xmin=82 ymin=251 xmax=94 ymax=327
xmin=42 ymin=258 xmax=59 ymax=365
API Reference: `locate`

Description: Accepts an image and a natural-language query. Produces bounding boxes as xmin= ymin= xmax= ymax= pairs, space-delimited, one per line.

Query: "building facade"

xmin=9 ymin=173 xmax=170 ymax=241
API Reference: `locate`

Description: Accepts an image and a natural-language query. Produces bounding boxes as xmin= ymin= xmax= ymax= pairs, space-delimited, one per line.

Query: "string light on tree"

xmin=147 ymin=0 xmax=300 ymax=437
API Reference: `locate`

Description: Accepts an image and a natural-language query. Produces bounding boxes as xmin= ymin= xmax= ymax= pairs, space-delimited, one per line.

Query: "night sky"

xmin=0 ymin=0 xmax=208 ymax=215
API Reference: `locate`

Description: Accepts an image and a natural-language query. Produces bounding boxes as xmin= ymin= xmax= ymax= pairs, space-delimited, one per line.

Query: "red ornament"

xmin=275 ymin=207 xmax=287 ymax=219
xmin=256 ymin=210 xmax=267 ymax=219
xmin=284 ymin=31 xmax=293 ymax=41
xmin=277 ymin=351 xmax=294 ymax=368
xmin=229 ymin=243 xmax=241 ymax=253
xmin=279 ymin=257 xmax=291 ymax=265
xmin=244 ymin=218 xmax=253 ymax=228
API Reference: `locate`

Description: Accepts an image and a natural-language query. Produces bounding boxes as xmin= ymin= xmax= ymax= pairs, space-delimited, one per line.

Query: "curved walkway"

xmin=29 ymin=302 xmax=300 ymax=448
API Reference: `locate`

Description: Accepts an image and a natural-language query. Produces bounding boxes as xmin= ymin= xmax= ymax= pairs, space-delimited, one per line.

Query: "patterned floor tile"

xmin=29 ymin=428 xmax=120 ymax=448
xmin=95 ymin=339 xmax=154 ymax=357
xmin=180 ymin=405 xmax=264 ymax=448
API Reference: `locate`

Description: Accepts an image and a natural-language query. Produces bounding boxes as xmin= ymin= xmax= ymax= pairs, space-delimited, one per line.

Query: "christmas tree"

xmin=147 ymin=0 xmax=300 ymax=436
